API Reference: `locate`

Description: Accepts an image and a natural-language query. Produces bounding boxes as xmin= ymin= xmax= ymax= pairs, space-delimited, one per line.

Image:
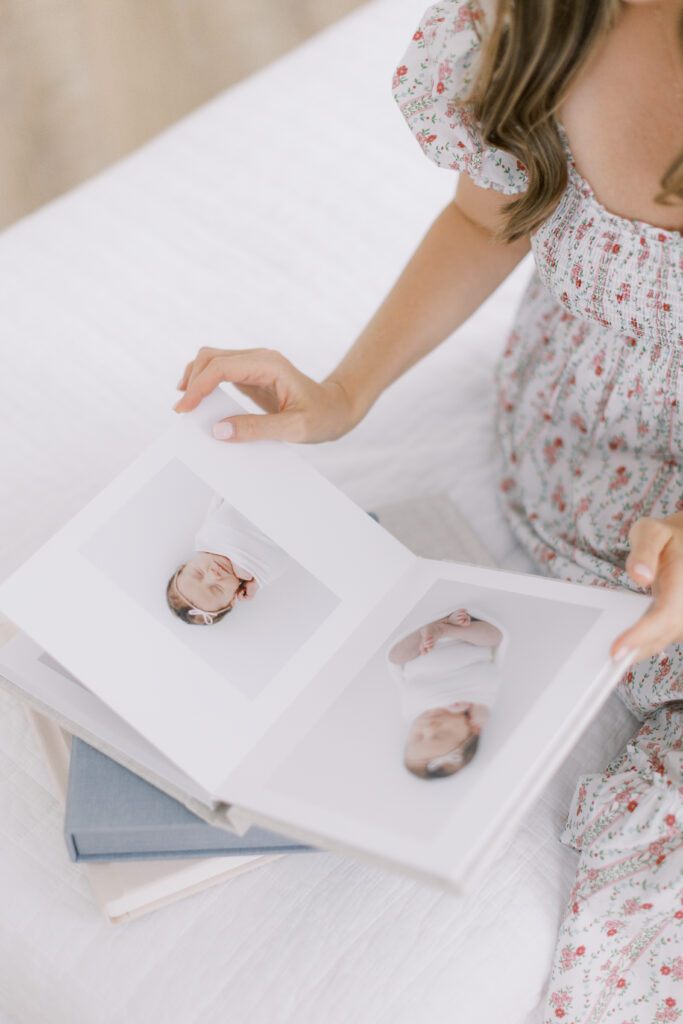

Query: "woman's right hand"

xmin=173 ymin=346 xmax=359 ymax=444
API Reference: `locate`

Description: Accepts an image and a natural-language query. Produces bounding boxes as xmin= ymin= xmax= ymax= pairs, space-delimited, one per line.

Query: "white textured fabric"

xmin=194 ymin=495 xmax=289 ymax=588
xmin=0 ymin=1 xmax=638 ymax=1022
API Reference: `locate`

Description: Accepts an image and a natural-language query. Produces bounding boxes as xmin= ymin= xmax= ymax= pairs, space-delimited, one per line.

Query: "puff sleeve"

xmin=392 ymin=0 xmax=528 ymax=194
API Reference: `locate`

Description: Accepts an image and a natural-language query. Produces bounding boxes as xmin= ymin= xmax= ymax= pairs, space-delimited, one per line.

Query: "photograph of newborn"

xmin=80 ymin=458 xmax=340 ymax=700
xmin=387 ymin=609 xmax=503 ymax=779
xmin=166 ymin=494 xmax=290 ymax=626
xmin=265 ymin=577 xmax=599 ymax=840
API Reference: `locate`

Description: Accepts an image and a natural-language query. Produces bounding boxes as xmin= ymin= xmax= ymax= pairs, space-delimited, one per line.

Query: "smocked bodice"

xmin=531 ymin=125 xmax=682 ymax=346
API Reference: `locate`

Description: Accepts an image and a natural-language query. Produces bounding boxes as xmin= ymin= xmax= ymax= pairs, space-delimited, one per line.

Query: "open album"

xmin=0 ymin=390 xmax=649 ymax=892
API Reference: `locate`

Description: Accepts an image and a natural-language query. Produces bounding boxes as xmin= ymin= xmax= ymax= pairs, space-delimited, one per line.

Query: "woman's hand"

xmin=174 ymin=347 xmax=359 ymax=443
xmin=611 ymin=513 xmax=683 ymax=663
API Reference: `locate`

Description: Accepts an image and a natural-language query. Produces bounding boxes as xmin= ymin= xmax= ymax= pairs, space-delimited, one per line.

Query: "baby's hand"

xmin=451 ymin=608 xmax=471 ymax=627
xmin=419 ymin=624 xmax=441 ymax=654
xmin=237 ymin=578 xmax=260 ymax=601
xmin=467 ymin=704 xmax=489 ymax=733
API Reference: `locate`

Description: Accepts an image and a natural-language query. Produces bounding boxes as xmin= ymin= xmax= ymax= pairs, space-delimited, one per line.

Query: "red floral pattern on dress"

xmin=392 ymin=2 xmax=529 ymax=195
xmin=394 ymin=4 xmax=683 ymax=1021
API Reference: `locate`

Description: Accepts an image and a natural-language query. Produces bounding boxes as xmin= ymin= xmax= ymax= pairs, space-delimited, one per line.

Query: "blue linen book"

xmin=65 ymin=737 xmax=312 ymax=862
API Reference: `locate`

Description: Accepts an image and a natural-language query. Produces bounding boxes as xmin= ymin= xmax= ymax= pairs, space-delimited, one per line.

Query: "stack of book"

xmin=0 ymin=391 xmax=645 ymax=916
xmin=12 ymin=487 xmax=499 ymax=922
xmin=26 ymin=707 xmax=309 ymax=923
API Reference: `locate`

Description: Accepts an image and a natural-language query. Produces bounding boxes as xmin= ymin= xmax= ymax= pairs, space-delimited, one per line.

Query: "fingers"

xmin=176 ymin=347 xmax=225 ymax=396
xmin=612 ymin=516 xmax=683 ymax=661
xmin=419 ymin=631 xmax=434 ymax=654
xmin=611 ymin=557 xmax=683 ymax=662
xmin=173 ymin=349 xmax=357 ymax=445
xmin=211 ymin=410 xmax=308 ymax=444
xmin=468 ymin=705 xmax=489 ymax=732
xmin=174 ymin=348 xmax=313 ymax=443
xmin=174 ymin=349 xmax=286 ymax=412
xmin=612 ymin=596 xmax=683 ymax=664
xmin=173 ymin=353 xmax=247 ymax=412
xmin=177 ymin=361 xmax=193 ymax=391
xmin=625 ymin=516 xmax=672 ymax=586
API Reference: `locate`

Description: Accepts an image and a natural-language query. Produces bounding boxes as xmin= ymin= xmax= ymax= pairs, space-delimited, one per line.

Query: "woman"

xmin=174 ymin=0 xmax=683 ymax=1014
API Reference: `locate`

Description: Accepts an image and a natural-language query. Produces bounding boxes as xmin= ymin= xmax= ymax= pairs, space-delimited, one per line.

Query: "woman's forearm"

xmin=324 ymin=186 xmax=530 ymax=422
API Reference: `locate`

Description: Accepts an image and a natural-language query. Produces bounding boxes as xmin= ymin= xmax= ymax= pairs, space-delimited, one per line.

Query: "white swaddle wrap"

xmin=194 ymin=496 xmax=289 ymax=589
xmin=391 ymin=634 xmax=502 ymax=722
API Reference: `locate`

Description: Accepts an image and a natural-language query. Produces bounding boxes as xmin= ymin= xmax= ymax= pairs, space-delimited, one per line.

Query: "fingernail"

xmin=612 ymin=645 xmax=631 ymax=662
xmin=633 ymin=562 xmax=654 ymax=582
xmin=176 ymin=378 xmax=185 ymax=390
xmin=212 ymin=421 xmax=234 ymax=440
xmin=173 ymin=400 xmax=184 ymax=413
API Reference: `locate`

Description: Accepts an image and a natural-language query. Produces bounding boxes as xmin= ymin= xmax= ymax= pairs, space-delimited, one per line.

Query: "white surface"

xmin=0 ymin=1 xmax=639 ymax=1021
xmin=0 ymin=388 xmax=413 ymax=792
xmin=26 ymin=707 xmax=277 ymax=925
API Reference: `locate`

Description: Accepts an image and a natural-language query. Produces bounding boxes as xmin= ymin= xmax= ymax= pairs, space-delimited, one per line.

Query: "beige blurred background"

xmin=0 ymin=0 xmax=367 ymax=231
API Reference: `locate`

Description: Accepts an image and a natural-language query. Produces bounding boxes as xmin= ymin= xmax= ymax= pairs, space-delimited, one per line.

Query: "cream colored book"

xmin=0 ymin=391 xmax=646 ymax=893
xmin=26 ymin=708 xmax=278 ymax=924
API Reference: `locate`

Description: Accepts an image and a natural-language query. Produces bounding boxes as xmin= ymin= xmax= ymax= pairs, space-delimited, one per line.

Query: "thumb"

xmin=211 ymin=410 xmax=306 ymax=444
xmin=626 ymin=517 xmax=672 ymax=586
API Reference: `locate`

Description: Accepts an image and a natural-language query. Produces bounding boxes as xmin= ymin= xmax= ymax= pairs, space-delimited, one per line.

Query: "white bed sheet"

xmin=0 ymin=1 xmax=639 ymax=1021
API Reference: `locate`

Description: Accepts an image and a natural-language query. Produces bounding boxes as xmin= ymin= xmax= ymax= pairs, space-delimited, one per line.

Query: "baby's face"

xmin=404 ymin=708 xmax=471 ymax=773
xmin=176 ymin=552 xmax=242 ymax=612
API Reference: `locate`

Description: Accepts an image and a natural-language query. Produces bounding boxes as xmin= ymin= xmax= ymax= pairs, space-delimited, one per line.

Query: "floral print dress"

xmin=393 ymin=2 xmax=683 ymax=1021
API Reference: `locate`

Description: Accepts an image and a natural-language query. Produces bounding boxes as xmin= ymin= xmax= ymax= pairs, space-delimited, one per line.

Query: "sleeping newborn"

xmin=387 ymin=608 xmax=503 ymax=778
xmin=166 ymin=495 xmax=288 ymax=625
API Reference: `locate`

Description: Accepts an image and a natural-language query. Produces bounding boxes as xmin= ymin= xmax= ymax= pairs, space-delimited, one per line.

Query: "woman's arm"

xmin=175 ymin=176 xmax=530 ymax=443
xmin=324 ymin=176 xmax=531 ymax=425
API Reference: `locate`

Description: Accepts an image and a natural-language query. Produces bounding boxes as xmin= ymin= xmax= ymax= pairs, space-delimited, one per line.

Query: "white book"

xmin=25 ymin=707 xmax=278 ymax=924
xmin=0 ymin=389 xmax=647 ymax=893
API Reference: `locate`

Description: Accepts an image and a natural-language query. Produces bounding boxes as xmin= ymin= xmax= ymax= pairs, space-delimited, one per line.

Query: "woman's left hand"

xmin=611 ymin=512 xmax=683 ymax=663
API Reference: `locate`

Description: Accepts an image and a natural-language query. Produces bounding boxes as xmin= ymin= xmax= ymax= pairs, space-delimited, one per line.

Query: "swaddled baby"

xmin=166 ymin=495 xmax=288 ymax=625
xmin=387 ymin=609 xmax=504 ymax=779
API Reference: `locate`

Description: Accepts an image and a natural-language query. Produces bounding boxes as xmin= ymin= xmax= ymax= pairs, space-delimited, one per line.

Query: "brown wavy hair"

xmin=468 ymin=0 xmax=683 ymax=242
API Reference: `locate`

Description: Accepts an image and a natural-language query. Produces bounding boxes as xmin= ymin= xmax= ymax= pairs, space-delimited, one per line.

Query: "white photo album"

xmin=0 ymin=390 xmax=649 ymax=892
